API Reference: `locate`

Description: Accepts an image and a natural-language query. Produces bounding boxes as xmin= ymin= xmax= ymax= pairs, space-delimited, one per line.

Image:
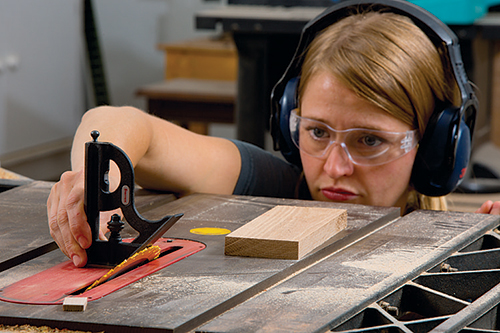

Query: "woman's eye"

xmin=361 ymin=135 xmax=383 ymax=147
xmin=311 ymin=127 xmax=328 ymax=139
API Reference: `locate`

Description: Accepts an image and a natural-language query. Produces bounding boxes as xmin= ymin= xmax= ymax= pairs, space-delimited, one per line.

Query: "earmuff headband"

xmin=270 ymin=0 xmax=478 ymax=196
xmin=271 ymin=0 xmax=477 ymax=136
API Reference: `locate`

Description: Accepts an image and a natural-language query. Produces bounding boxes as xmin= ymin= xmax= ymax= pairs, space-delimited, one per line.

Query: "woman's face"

xmin=300 ymin=72 xmax=417 ymax=211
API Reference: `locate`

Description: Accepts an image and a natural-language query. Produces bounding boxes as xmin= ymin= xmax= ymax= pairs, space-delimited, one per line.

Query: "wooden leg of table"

xmin=471 ymin=35 xmax=492 ymax=149
xmin=490 ymin=40 xmax=500 ymax=147
xmin=187 ymin=122 xmax=209 ymax=135
xmin=169 ymin=120 xmax=208 ymax=135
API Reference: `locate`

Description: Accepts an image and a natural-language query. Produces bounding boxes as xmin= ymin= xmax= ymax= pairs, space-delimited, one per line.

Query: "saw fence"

xmin=1 ymin=181 xmax=500 ymax=333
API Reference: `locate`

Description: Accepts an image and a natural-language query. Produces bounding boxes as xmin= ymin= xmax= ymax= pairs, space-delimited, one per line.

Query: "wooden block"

xmin=63 ymin=297 xmax=88 ymax=312
xmin=225 ymin=205 xmax=347 ymax=260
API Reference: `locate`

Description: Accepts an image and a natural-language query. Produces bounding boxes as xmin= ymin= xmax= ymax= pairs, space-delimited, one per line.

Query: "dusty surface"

xmin=0 ymin=325 xmax=100 ymax=333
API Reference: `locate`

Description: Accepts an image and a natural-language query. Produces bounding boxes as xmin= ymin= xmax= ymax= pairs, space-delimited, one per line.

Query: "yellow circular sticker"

xmin=190 ymin=227 xmax=231 ymax=235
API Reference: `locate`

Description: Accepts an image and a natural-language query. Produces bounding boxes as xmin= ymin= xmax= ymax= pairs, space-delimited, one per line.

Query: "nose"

xmin=323 ymin=143 xmax=354 ymax=178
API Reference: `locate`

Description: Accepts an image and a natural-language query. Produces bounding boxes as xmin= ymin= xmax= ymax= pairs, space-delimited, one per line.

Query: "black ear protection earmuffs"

xmin=270 ymin=0 xmax=478 ymax=197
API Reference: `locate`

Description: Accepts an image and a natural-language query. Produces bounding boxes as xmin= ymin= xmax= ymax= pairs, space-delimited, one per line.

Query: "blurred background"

xmin=2 ymin=0 xmax=500 ymax=200
xmin=0 ymin=0 xmax=227 ymax=181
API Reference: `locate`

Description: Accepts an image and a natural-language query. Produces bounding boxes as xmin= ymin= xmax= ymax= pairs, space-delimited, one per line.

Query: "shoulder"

xmin=230 ymin=139 xmax=303 ymax=198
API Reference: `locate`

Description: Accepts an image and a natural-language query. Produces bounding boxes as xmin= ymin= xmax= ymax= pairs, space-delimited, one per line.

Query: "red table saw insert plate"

xmin=0 ymin=238 xmax=205 ymax=305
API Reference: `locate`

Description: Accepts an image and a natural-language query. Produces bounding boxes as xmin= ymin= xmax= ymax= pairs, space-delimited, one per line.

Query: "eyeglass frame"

xmin=289 ymin=109 xmax=419 ymax=166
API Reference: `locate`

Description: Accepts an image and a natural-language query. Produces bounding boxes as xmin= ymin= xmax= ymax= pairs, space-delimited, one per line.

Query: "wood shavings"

xmin=0 ymin=324 xmax=102 ymax=333
xmin=85 ymin=245 xmax=161 ymax=291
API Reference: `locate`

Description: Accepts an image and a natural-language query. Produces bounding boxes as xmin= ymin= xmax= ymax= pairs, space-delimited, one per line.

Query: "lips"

xmin=321 ymin=187 xmax=358 ymax=202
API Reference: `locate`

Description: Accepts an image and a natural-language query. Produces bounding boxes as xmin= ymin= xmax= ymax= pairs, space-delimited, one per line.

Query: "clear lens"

xmin=290 ymin=109 xmax=418 ymax=166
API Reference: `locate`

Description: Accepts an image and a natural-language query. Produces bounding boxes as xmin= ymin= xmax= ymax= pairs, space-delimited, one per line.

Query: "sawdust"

xmin=0 ymin=325 xmax=101 ymax=333
xmin=130 ymin=274 xmax=255 ymax=297
xmin=0 ymin=168 xmax=21 ymax=180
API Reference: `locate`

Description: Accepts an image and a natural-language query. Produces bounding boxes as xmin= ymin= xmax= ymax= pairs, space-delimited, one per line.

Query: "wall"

xmin=94 ymin=0 xmax=225 ymax=109
xmin=0 ymin=0 xmax=84 ymax=156
xmin=0 ymin=0 xmax=228 ymax=180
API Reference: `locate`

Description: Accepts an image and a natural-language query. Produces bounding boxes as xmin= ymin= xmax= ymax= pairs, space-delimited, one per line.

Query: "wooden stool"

xmin=136 ymin=78 xmax=236 ymax=135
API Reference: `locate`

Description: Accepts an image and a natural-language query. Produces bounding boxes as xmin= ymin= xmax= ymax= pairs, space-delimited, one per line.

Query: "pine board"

xmin=225 ymin=205 xmax=347 ymax=260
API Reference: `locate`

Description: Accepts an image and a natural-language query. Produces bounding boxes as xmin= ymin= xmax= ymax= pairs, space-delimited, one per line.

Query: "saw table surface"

xmin=0 ymin=181 xmax=499 ymax=333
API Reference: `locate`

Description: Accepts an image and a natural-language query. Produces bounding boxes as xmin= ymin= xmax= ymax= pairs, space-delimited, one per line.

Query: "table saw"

xmin=0 ymin=181 xmax=499 ymax=333
xmin=2 ymin=134 xmax=500 ymax=332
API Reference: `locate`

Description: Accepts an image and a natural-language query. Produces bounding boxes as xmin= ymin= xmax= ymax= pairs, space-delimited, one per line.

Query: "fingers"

xmin=488 ymin=201 xmax=500 ymax=215
xmin=47 ymin=182 xmax=69 ymax=256
xmin=47 ymin=170 xmax=90 ymax=267
xmin=475 ymin=200 xmax=493 ymax=214
xmin=475 ymin=200 xmax=500 ymax=215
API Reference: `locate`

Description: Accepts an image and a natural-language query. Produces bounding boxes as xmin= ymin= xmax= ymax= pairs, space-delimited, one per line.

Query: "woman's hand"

xmin=47 ymin=169 xmax=107 ymax=267
xmin=47 ymin=106 xmax=241 ymax=268
xmin=476 ymin=200 xmax=500 ymax=215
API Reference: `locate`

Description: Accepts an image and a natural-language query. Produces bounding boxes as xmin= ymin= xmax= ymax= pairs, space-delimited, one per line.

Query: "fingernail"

xmin=72 ymin=255 xmax=82 ymax=267
xmin=77 ymin=236 xmax=88 ymax=248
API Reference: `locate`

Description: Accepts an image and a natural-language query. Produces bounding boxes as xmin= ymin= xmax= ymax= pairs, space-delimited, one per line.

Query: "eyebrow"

xmin=304 ymin=115 xmax=389 ymax=132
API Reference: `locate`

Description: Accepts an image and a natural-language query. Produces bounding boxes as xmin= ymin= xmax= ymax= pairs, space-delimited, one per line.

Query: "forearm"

xmin=71 ymin=105 xmax=241 ymax=195
xmin=71 ymin=106 xmax=152 ymax=172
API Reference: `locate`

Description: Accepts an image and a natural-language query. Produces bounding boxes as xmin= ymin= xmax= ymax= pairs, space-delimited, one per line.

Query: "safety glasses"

xmin=290 ymin=109 xmax=419 ymax=166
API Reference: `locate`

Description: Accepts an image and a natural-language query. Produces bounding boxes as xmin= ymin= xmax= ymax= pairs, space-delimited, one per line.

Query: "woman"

xmin=281 ymin=10 xmax=453 ymax=213
xmin=47 ymin=5 xmax=500 ymax=268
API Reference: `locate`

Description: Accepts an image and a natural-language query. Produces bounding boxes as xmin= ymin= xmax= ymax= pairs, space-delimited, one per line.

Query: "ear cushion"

xmin=277 ymin=77 xmax=302 ymax=166
xmin=411 ymin=107 xmax=471 ymax=196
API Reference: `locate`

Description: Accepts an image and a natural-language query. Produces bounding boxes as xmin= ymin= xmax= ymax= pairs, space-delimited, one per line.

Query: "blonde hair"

xmin=299 ymin=11 xmax=460 ymax=211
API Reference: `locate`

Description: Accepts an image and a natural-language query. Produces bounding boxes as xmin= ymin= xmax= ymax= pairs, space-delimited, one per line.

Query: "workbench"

xmin=1 ymin=181 xmax=500 ymax=332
